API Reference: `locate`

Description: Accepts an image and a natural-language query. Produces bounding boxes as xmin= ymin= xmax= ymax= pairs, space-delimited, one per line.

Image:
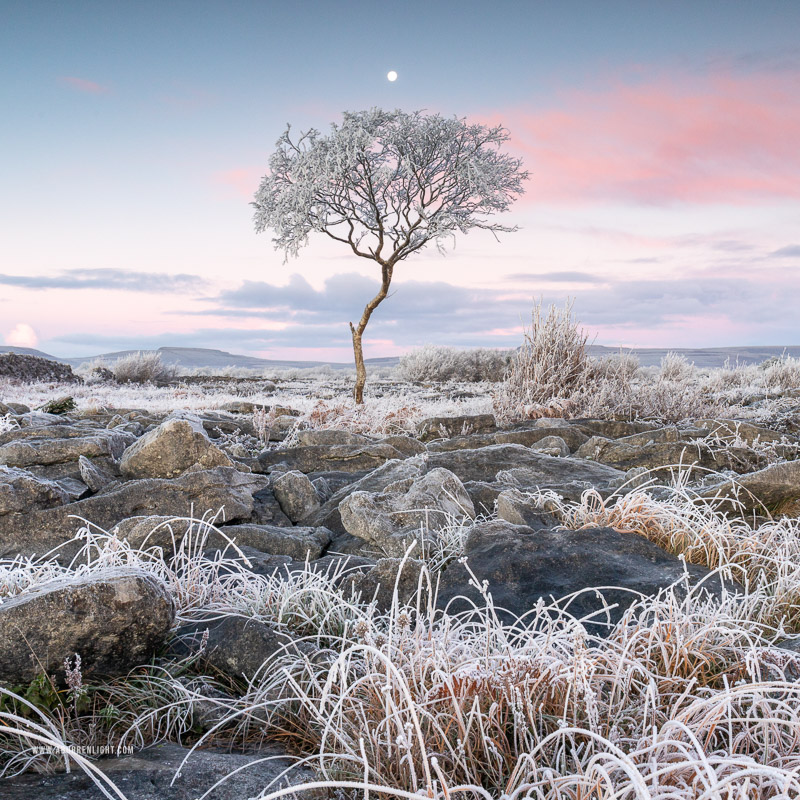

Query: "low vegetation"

xmin=397 ymin=345 xmax=511 ymax=383
xmin=77 ymin=351 xmax=179 ymax=385
xmin=5 ymin=302 xmax=800 ymax=798
xmin=2 ymin=490 xmax=800 ymax=798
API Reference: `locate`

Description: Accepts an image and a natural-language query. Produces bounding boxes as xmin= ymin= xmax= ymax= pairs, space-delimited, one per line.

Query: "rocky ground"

xmin=3 ymin=358 xmax=800 ymax=798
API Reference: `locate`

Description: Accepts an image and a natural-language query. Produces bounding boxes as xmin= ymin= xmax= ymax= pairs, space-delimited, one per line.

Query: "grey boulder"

xmin=119 ymin=418 xmax=233 ymax=479
xmin=0 ymin=570 xmax=174 ymax=684
xmin=417 ymin=413 xmax=497 ymax=442
xmin=0 ymin=466 xmax=71 ymax=514
xmin=339 ymin=467 xmax=474 ymax=557
xmin=272 ymin=469 xmax=321 ymax=522
xmin=428 ymin=443 xmax=625 ymax=485
xmin=0 ymin=466 xmax=270 ymax=560
xmin=0 ymin=429 xmax=133 ymax=468
xmin=169 ymin=616 xmax=318 ymax=681
xmin=435 ymin=520 xmax=734 ymax=634
xmin=699 ymin=460 xmax=800 ymax=515
xmin=258 ymin=442 xmax=404 ymax=474
xmin=0 ymin=741 xmax=322 ymax=800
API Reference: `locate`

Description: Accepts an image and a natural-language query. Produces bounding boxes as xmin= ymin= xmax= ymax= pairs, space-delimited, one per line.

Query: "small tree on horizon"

xmin=252 ymin=107 xmax=528 ymax=403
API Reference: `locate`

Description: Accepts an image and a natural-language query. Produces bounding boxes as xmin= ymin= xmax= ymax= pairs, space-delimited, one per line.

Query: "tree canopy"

xmin=253 ymin=107 xmax=528 ymax=402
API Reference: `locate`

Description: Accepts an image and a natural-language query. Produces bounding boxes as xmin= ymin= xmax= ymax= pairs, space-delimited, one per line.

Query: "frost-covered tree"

xmin=252 ymin=108 xmax=528 ymax=403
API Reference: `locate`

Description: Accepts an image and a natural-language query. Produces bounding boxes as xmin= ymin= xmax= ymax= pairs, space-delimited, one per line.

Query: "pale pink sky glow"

xmin=214 ymin=168 xmax=263 ymax=198
xmin=57 ymin=76 xmax=109 ymax=94
xmin=3 ymin=4 xmax=800 ymax=361
xmin=487 ymin=71 xmax=800 ymax=206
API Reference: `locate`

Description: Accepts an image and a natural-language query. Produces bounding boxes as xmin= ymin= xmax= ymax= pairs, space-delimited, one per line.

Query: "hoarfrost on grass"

xmin=3 ymin=486 xmax=800 ymax=798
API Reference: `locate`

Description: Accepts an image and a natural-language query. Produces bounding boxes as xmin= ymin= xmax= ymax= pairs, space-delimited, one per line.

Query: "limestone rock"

xmin=435 ymin=520 xmax=736 ymax=633
xmin=169 ymin=616 xmax=318 ymax=681
xmin=575 ymin=435 xmax=762 ymax=474
xmin=339 ymin=467 xmax=474 ymax=557
xmin=0 ymin=429 xmax=133 ymax=468
xmin=296 ymin=428 xmax=372 ymax=446
xmin=495 ymin=424 xmax=588 ymax=452
xmin=272 ymin=469 xmax=321 ymax=522
xmin=699 ymin=460 xmax=800 ymax=515
xmin=0 ymin=466 xmax=270 ymax=560
xmin=217 ymin=523 xmax=331 ymax=560
xmin=304 ymin=456 xmax=454 ymax=535
xmin=495 ymin=488 xmax=559 ymax=528
xmin=573 ymin=419 xmax=661 ymax=439
xmin=428 ymin=443 xmax=625 ymax=485
xmin=379 ymin=434 xmax=427 ymax=457
xmin=529 ymin=435 xmax=570 ymax=457
xmin=0 ymin=741 xmax=322 ymax=800
xmin=119 ymin=418 xmax=233 ymax=478
xmin=0 ymin=466 xmax=71 ymax=514
xmin=78 ymin=453 xmax=117 ymax=492
xmin=0 ymin=570 xmax=174 ymax=684
xmin=350 ymin=557 xmax=425 ymax=611
xmin=258 ymin=442 xmax=404 ymax=474
xmin=111 ymin=516 xmax=328 ymax=560
xmin=417 ymin=413 xmax=497 ymax=442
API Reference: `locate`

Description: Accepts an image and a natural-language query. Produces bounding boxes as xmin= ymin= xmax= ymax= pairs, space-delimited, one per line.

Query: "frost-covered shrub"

xmin=495 ymin=302 xmax=719 ymax=423
xmin=699 ymin=355 xmax=800 ymax=401
xmin=111 ymin=352 xmax=177 ymax=384
xmin=397 ymin=345 xmax=510 ymax=382
xmin=659 ymin=351 xmax=695 ymax=382
xmin=762 ymin=355 xmax=800 ymax=391
xmin=588 ymin=350 xmax=640 ymax=382
xmin=494 ymin=299 xmax=591 ymax=419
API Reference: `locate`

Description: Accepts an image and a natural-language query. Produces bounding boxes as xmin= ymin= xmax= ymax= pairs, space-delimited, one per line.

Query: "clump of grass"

xmin=111 ymin=351 xmax=177 ymax=385
xmin=0 ymin=413 xmax=19 ymax=433
xmin=224 ymin=563 xmax=800 ymax=800
xmin=494 ymin=301 xmax=721 ymax=424
xmin=521 ymin=477 xmax=800 ymax=631
xmin=494 ymin=298 xmax=591 ymax=421
xmin=397 ymin=345 xmax=511 ymax=383
xmin=3 ymin=504 xmax=800 ymax=798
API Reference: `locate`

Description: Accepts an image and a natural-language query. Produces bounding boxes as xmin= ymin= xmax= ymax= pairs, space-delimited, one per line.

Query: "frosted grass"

xmin=1 ymin=497 xmax=800 ymax=798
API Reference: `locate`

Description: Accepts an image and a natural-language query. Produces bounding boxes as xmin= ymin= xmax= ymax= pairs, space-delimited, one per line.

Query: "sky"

xmin=1 ymin=0 xmax=799 ymax=361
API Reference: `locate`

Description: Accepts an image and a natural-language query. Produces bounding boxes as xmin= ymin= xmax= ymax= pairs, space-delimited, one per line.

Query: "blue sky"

xmin=2 ymin=1 xmax=799 ymax=359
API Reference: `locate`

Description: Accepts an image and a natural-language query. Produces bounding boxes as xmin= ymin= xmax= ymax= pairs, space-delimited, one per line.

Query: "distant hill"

xmin=0 ymin=345 xmax=70 ymax=362
xmin=0 ymin=345 xmax=396 ymax=371
xmin=3 ymin=344 xmax=800 ymax=371
xmin=586 ymin=345 xmax=800 ymax=368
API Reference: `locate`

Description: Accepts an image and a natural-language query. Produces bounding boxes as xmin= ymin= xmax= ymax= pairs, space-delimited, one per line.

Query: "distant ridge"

xmin=586 ymin=345 xmax=800 ymax=368
xmin=3 ymin=344 xmax=800 ymax=371
xmin=0 ymin=345 xmax=70 ymax=362
xmin=0 ymin=345 xmax=396 ymax=371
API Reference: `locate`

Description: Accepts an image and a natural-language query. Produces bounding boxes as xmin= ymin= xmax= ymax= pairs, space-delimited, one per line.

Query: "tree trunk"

xmin=351 ymin=326 xmax=367 ymax=404
xmin=351 ymin=264 xmax=393 ymax=404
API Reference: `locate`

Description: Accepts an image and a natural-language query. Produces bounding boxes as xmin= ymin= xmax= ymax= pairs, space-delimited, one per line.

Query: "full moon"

xmin=387 ymin=70 xmax=398 ymax=82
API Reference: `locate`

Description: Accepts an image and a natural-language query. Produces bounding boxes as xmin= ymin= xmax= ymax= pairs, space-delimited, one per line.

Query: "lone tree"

xmin=252 ymin=108 xmax=528 ymax=403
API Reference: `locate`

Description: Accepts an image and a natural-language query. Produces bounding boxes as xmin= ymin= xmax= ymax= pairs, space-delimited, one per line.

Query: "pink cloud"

xmin=4 ymin=322 xmax=38 ymax=347
xmin=58 ymin=76 xmax=109 ymax=94
xmin=214 ymin=168 xmax=263 ymax=198
xmin=482 ymin=71 xmax=800 ymax=205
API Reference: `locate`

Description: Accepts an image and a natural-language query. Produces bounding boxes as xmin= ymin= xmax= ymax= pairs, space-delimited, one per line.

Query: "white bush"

xmin=111 ymin=352 xmax=177 ymax=385
xmin=397 ymin=345 xmax=510 ymax=382
xmin=494 ymin=298 xmax=591 ymax=419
